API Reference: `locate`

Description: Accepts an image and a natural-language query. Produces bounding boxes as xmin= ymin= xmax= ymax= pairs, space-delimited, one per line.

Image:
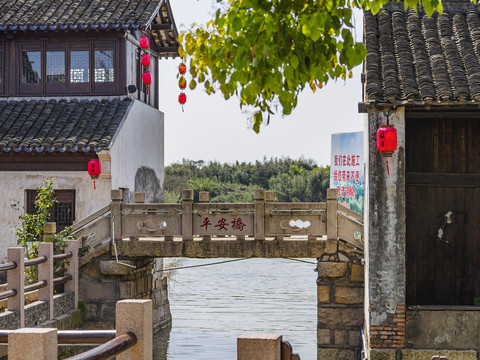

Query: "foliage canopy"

xmin=180 ymin=0 xmax=447 ymax=132
xmin=164 ymin=157 xmax=331 ymax=203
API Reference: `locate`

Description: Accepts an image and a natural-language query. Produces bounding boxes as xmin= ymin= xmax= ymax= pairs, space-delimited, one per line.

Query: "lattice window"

xmin=46 ymin=51 xmax=65 ymax=83
xmin=22 ymin=51 xmax=41 ymax=83
xmin=94 ymin=50 xmax=114 ymax=83
xmin=55 ymin=202 xmax=73 ymax=227
xmin=70 ymin=50 xmax=89 ymax=83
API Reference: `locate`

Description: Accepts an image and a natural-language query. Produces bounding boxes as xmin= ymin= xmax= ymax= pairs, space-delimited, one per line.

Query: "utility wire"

xmin=163 ymin=258 xmax=251 ymax=271
xmin=163 ymin=257 xmax=317 ymax=272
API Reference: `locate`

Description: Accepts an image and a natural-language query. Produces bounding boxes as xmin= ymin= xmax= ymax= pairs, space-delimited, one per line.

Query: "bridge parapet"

xmin=106 ymin=188 xmax=363 ymax=252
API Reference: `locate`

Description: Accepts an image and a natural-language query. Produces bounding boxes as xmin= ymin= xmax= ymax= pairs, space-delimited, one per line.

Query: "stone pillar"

xmin=7 ymin=247 xmax=24 ymax=328
xmin=116 ymin=299 xmax=153 ymax=360
xmin=199 ymin=191 xmax=211 ymax=241
xmin=111 ymin=189 xmax=123 ymax=241
xmin=8 ymin=328 xmax=57 ymax=360
xmin=182 ymin=189 xmax=194 ymax=241
xmin=43 ymin=222 xmax=56 ymax=242
xmin=254 ymin=189 xmax=265 ymax=240
xmin=317 ymin=260 xmax=364 ymax=360
xmin=366 ymin=108 xmax=406 ymax=354
xmin=237 ymin=334 xmax=282 ymax=360
xmin=38 ymin=242 xmax=54 ymax=319
xmin=65 ymin=240 xmax=79 ymax=308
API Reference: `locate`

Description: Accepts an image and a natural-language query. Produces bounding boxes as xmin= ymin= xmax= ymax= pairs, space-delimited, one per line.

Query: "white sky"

xmin=159 ymin=1 xmax=365 ymax=167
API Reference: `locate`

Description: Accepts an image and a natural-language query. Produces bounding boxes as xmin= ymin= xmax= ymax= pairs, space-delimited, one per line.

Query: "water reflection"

xmin=154 ymin=258 xmax=317 ymax=360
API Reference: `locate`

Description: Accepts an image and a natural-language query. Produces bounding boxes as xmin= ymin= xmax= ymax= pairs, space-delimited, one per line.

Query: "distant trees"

xmin=164 ymin=158 xmax=330 ymax=203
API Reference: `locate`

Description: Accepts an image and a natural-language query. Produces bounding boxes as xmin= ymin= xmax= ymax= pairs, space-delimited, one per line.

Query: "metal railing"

xmin=0 ymin=229 xmax=79 ymax=327
xmin=4 ymin=300 xmax=152 ymax=360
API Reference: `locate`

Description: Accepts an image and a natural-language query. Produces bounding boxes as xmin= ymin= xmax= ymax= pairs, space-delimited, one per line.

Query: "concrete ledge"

xmin=114 ymin=238 xmax=339 ymax=258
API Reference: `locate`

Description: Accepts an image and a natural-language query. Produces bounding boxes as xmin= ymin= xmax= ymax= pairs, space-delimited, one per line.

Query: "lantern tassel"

xmin=386 ymin=159 xmax=390 ymax=175
xmin=94 ymin=180 xmax=96 ymax=190
xmin=182 ymin=105 xmax=184 ymax=112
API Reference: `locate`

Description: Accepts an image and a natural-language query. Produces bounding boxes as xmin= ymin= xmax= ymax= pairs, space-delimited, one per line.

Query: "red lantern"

xmin=179 ymin=63 xmax=186 ymax=74
xmin=141 ymin=54 xmax=151 ymax=67
xmin=139 ymin=36 xmax=149 ymax=49
xmin=142 ymin=72 xmax=152 ymax=84
xmin=179 ymin=93 xmax=187 ymax=104
xmin=88 ymin=160 xmax=101 ymax=178
xmin=88 ymin=160 xmax=101 ymax=190
xmin=179 ymin=76 xmax=187 ymax=89
xmin=376 ymin=125 xmax=397 ymax=157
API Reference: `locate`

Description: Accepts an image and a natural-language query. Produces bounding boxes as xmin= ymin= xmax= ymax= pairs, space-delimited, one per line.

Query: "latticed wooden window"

xmin=46 ymin=51 xmax=65 ymax=83
xmin=22 ymin=51 xmax=41 ymax=83
xmin=70 ymin=50 xmax=90 ymax=83
xmin=94 ymin=50 xmax=114 ymax=83
xmin=26 ymin=189 xmax=75 ymax=231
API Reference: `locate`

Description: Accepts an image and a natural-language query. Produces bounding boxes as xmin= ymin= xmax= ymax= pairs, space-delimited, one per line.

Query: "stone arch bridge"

xmin=73 ymin=188 xmax=364 ymax=360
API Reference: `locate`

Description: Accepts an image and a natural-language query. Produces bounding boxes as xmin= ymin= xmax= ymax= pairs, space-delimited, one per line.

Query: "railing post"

xmin=43 ymin=222 xmax=56 ymax=242
xmin=199 ymin=191 xmax=211 ymax=241
xmin=327 ymin=188 xmax=338 ymax=240
xmin=65 ymin=240 xmax=79 ymax=309
xmin=116 ymin=299 xmax=153 ymax=360
xmin=112 ymin=189 xmax=123 ymax=241
xmin=265 ymin=191 xmax=281 ymax=241
xmin=254 ymin=189 xmax=265 ymax=240
xmin=7 ymin=247 xmax=24 ymax=328
xmin=182 ymin=189 xmax=194 ymax=241
xmin=131 ymin=192 xmax=146 ymax=241
xmin=38 ymin=242 xmax=54 ymax=319
xmin=237 ymin=334 xmax=282 ymax=360
xmin=9 ymin=328 xmax=57 ymax=360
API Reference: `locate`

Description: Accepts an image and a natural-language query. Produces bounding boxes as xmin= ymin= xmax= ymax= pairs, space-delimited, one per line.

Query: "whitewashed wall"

xmin=0 ymin=172 xmax=111 ymax=262
xmin=109 ymin=99 xmax=165 ymax=203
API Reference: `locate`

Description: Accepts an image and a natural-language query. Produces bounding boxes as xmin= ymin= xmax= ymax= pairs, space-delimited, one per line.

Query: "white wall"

xmin=0 ymin=172 xmax=111 ymax=262
xmin=109 ymin=99 xmax=164 ymax=202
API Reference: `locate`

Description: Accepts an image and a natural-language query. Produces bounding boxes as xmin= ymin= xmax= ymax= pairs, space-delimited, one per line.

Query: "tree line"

xmin=164 ymin=158 xmax=330 ymax=203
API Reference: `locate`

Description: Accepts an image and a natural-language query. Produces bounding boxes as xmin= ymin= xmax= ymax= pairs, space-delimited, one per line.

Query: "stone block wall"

xmin=79 ymin=255 xmax=171 ymax=330
xmin=317 ymin=260 xmax=364 ymax=360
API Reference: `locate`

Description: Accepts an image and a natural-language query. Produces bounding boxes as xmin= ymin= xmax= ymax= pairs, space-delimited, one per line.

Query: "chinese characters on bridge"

xmin=201 ymin=217 xmax=246 ymax=232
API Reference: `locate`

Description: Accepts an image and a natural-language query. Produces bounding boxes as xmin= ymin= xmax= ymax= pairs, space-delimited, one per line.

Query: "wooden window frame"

xmin=16 ymin=39 xmax=119 ymax=96
xmin=46 ymin=42 xmax=67 ymax=94
xmin=26 ymin=189 xmax=76 ymax=232
xmin=18 ymin=42 xmax=43 ymax=94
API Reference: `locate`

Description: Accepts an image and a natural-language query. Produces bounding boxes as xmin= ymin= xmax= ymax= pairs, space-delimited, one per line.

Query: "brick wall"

xmin=317 ymin=261 xmax=364 ymax=360
xmin=370 ymin=305 xmax=406 ymax=349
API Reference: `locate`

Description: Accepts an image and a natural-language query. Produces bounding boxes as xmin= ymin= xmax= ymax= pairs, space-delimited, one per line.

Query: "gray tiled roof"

xmin=364 ymin=0 xmax=480 ymax=104
xmin=0 ymin=0 xmax=165 ymax=31
xmin=0 ymin=97 xmax=133 ymax=153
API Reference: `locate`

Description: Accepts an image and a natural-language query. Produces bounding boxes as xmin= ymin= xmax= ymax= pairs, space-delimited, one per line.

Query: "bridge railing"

xmin=111 ymin=187 xmax=363 ymax=248
xmin=2 ymin=299 xmax=151 ymax=360
xmin=0 ymin=227 xmax=78 ymax=328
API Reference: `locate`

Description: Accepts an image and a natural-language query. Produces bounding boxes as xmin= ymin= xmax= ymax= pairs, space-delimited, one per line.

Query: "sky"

xmin=159 ymin=1 xmax=365 ymax=167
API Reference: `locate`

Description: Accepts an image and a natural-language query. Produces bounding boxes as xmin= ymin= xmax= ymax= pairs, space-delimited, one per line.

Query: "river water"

xmin=153 ymin=258 xmax=318 ymax=360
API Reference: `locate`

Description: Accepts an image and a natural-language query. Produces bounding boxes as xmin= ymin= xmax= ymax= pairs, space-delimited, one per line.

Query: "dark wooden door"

xmin=406 ymin=114 xmax=480 ymax=306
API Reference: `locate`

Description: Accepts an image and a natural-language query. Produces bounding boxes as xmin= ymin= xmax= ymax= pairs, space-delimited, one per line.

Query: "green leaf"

xmin=253 ymin=112 xmax=263 ymax=133
xmin=290 ymin=55 xmax=299 ymax=69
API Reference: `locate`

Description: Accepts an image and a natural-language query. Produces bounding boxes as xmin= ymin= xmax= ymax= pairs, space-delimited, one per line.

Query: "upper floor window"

xmin=18 ymin=40 xmax=117 ymax=95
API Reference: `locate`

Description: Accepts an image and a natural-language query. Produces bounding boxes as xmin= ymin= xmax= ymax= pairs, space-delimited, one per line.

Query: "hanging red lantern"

xmin=139 ymin=36 xmax=149 ymax=49
xmin=179 ymin=76 xmax=187 ymax=89
xmin=179 ymin=93 xmax=187 ymax=104
xmin=179 ymin=63 xmax=186 ymax=74
xmin=88 ymin=160 xmax=101 ymax=190
xmin=141 ymin=54 xmax=151 ymax=67
xmin=376 ymin=125 xmax=397 ymax=157
xmin=142 ymin=72 xmax=152 ymax=84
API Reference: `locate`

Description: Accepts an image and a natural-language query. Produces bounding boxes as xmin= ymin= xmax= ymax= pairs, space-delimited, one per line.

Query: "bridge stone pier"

xmin=72 ymin=188 xmax=365 ymax=358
